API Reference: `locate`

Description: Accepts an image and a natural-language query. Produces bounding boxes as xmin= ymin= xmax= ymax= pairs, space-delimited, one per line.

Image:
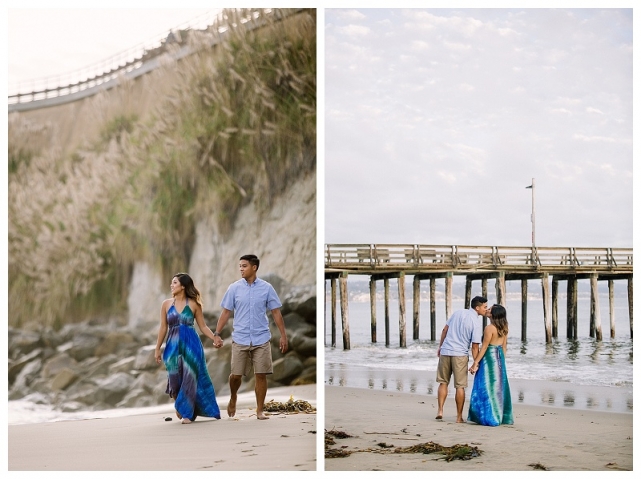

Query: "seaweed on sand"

xmin=263 ymin=396 xmax=316 ymax=414
xmin=392 ymin=442 xmax=482 ymax=461
xmin=324 ymin=428 xmax=483 ymax=462
xmin=324 ymin=429 xmax=355 ymax=458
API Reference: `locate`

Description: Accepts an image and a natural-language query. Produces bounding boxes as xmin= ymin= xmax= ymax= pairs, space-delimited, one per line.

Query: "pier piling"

xmin=369 ymin=278 xmax=377 ymax=343
xmin=608 ymin=279 xmax=615 ymax=338
xmin=430 ymin=278 xmax=436 ymax=341
xmin=628 ymin=277 xmax=633 ymax=339
xmin=384 ymin=277 xmax=390 ymax=347
xmin=339 ymin=272 xmax=350 ymax=349
xmin=590 ymin=274 xmax=603 ymax=340
xmin=552 ymin=277 xmax=559 ymax=338
xmin=542 ymin=273 xmax=552 ymax=342
xmin=412 ymin=275 xmax=420 ymax=340
xmin=521 ymin=279 xmax=528 ymax=341
xmin=398 ymin=272 xmax=406 ymax=348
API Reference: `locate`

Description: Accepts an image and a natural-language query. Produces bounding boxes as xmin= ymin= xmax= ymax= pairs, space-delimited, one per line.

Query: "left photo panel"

xmin=7 ymin=8 xmax=317 ymax=471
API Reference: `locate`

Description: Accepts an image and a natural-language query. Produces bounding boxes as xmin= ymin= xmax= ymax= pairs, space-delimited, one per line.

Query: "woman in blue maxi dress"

xmin=154 ymin=273 xmax=221 ymax=423
xmin=467 ymin=304 xmax=513 ymax=426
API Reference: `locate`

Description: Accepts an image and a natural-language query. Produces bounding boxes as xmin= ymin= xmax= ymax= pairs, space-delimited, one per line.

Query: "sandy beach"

xmin=8 ymin=384 xmax=316 ymax=471
xmin=324 ymin=385 xmax=632 ymax=471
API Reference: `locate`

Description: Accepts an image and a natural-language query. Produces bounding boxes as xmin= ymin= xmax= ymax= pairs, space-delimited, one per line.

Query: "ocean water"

xmin=324 ymin=280 xmax=633 ymax=413
xmin=7 ymin=400 xmax=176 ymax=426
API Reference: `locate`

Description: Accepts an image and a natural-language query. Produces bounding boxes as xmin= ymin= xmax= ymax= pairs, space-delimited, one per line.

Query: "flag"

xmin=525 ymin=184 xmax=532 ymax=189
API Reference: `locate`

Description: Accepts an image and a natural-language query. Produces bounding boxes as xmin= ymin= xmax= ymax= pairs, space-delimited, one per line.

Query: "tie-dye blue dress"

xmin=467 ymin=344 xmax=513 ymax=426
xmin=162 ymin=299 xmax=221 ymax=421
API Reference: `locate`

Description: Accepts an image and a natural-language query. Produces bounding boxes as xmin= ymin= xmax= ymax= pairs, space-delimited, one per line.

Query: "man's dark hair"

xmin=240 ymin=254 xmax=260 ymax=269
xmin=470 ymin=296 xmax=488 ymax=309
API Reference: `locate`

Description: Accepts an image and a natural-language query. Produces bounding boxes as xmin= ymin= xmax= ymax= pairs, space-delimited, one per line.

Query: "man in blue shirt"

xmin=435 ymin=296 xmax=488 ymax=423
xmin=213 ymin=254 xmax=288 ymax=420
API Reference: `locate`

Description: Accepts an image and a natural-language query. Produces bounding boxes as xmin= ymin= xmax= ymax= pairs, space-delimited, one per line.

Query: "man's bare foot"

xmin=181 ymin=418 xmax=192 ymax=424
xmin=456 ymin=418 xmax=466 ymax=423
xmin=227 ymin=396 xmax=237 ymax=417
xmin=256 ymin=412 xmax=270 ymax=420
xmin=435 ymin=414 xmax=443 ymax=420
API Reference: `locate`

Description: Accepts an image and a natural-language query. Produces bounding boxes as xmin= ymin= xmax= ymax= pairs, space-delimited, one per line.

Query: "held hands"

xmin=213 ymin=336 xmax=223 ymax=349
xmin=469 ymin=362 xmax=479 ymax=374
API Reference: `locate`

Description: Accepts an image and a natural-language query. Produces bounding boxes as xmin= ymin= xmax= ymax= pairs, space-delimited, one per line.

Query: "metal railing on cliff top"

xmin=8 ymin=8 xmax=297 ymax=111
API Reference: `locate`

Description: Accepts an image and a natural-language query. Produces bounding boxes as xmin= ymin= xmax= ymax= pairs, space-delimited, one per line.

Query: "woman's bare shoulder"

xmin=484 ymin=323 xmax=497 ymax=333
xmin=191 ymin=300 xmax=204 ymax=314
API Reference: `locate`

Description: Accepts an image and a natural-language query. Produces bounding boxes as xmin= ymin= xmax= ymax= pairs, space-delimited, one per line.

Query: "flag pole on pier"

xmin=526 ymin=179 xmax=535 ymax=247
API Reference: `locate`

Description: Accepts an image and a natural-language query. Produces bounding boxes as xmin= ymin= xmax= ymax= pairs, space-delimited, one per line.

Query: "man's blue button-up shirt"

xmin=220 ymin=277 xmax=282 ymax=346
xmin=440 ymin=307 xmax=483 ymax=356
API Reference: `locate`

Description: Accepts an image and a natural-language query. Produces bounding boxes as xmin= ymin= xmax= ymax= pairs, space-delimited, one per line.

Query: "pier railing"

xmin=325 ymin=244 xmax=632 ymax=274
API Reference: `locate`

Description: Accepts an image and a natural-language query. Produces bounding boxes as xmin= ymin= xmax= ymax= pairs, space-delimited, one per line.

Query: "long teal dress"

xmin=467 ymin=344 xmax=513 ymax=426
xmin=162 ymin=299 xmax=220 ymax=421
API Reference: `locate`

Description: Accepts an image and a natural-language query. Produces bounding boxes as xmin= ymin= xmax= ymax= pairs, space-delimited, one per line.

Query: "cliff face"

xmin=128 ymin=172 xmax=315 ymax=325
xmin=8 ymin=9 xmax=316 ymax=329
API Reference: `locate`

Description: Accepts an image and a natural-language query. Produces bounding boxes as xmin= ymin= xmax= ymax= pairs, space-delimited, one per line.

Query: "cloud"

xmin=572 ymin=134 xmax=617 ymax=143
xmin=334 ymin=9 xmax=366 ymax=21
xmin=336 ymin=24 xmax=371 ymax=37
xmin=586 ymin=107 xmax=604 ymax=114
xmin=444 ymin=41 xmax=472 ymax=51
xmin=411 ymin=40 xmax=430 ymax=51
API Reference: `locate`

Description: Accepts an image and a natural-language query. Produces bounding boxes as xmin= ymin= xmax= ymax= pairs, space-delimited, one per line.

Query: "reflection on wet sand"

xmin=540 ymin=391 xmax=556 ymax=404
xmin=564 ymin=392 xmax=575 ymax=407
xmin=325 ymin=367 xmax=632 ymax=414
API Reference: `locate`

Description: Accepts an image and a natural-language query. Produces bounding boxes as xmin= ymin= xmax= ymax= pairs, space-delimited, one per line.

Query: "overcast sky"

xmin=7 ymin=7 xmax=221 ymax=91
xmin=324 ymin=7 xmax=633 ymax=248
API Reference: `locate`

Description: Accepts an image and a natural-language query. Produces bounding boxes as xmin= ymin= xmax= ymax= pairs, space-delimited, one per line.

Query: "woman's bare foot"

xmin=176 ymin=410 xmax=182 ymax=419
xmin=181 ymin=418 xmax=192 ymax=424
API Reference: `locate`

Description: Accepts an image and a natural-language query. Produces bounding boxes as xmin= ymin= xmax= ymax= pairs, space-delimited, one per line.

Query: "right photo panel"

xmin=323 ymin=8 xmax=632 ymax=471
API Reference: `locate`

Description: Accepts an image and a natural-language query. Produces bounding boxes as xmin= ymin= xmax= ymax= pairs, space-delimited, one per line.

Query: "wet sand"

xmin=325 ymin=366 xmax=633 ymax=414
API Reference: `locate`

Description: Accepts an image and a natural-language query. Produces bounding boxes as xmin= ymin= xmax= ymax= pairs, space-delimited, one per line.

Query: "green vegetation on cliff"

xmin=8 ymin=8 xmax=316 ymax=328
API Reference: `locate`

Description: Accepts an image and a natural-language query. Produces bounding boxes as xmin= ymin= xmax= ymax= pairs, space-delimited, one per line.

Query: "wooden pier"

xmin=324 ymin=244 xmax=633 ymax=349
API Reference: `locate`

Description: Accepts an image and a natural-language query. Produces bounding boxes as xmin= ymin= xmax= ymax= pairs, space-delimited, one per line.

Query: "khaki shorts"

xmin=231 ymin=340 xmax=273 ymax=376
xmin=436 ymin=355 xmax=469 ymax=389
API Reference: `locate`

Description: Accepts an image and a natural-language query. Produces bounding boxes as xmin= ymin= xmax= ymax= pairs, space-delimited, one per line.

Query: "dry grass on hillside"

xmin=8 ymin=8 xmax=316 ymax=329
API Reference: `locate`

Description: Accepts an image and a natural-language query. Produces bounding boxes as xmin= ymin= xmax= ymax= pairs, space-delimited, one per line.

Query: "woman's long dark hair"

xmin=490 ymin=304 xmax=509 ymax=337
xmin=174 ymin=273 xmax=203 ymax=308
